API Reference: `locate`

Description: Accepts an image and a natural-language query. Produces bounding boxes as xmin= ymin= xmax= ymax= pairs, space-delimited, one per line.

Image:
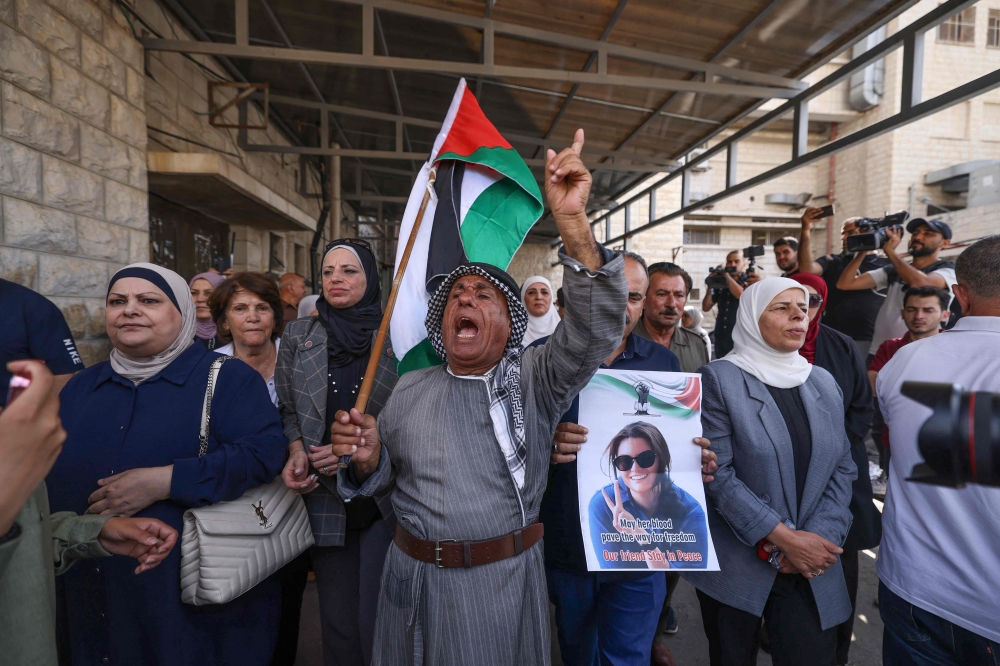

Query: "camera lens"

xmin=902 ymin=382 xmax=1000 ymax=488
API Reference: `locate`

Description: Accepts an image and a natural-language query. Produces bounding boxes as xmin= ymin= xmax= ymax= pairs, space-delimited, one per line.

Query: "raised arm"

xmin=527 ymin=129 xmax=627 ymax=423
xmin=527 ymin=250 xmax=626 ymax=424
xmin=836 ymin=251 xmax=876 ymax=291
xmin=881 ymin=228 xmax=949 ymax=289
xmin=545 ymin=129 xmax=603 ymax=271
xmin=702 ymin=288 xmax=715 ymax=313
xmin=798 ymin=208 xmax=827 ymax=275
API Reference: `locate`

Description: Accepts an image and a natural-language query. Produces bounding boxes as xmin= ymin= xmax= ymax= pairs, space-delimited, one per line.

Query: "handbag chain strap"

xmin=198 ymin=356 xmax=232 ymax=457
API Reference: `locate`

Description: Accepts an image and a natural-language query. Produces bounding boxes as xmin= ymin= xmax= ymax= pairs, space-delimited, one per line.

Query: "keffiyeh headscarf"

xmin=108 ymin=263 xmax=197 ymax=384
xmin=426 ymin=263 xmax=530 ymax=489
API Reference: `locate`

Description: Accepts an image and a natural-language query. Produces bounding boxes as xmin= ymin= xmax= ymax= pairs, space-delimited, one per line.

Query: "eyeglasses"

xmin=612 ymin=450 xmax=657 ymax=472
xmin=324 ymin=238 xmax=373 ymax=255
xmin=808 ymin=294 xmax=824 ymax=309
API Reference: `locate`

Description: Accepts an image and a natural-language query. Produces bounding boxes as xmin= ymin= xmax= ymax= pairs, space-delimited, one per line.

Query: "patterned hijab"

xmin=108 ymin=263 xmax=197 ymax=384
xmin=425 ymin=263 xmax=530 ymax=489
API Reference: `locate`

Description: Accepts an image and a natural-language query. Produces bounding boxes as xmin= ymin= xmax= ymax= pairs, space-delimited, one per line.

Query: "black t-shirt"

xmin=816 ymin=253 xmax=890 ymax=341
xmin=711 ymin=288 xmax=740 ymax=358
xmin=766 ymin=385 xmax=812 ymax=510
xmin=0 ymin=279 xmax=84 ymax=406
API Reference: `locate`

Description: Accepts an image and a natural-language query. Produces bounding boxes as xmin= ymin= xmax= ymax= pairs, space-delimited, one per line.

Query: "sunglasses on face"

xmin=808 ymin=294 xmax=824 ymax=308
xmin=613 ymin=450 xmax=657 ymax=472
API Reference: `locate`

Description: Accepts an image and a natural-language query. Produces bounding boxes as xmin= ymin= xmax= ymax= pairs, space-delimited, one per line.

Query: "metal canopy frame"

xmin=586 ymin=0 xmax=999 ymax=247
xmin=239 ymin=92 xmax=680 ymax=172
xmin=141 ymin=0 xmax=807 ymax=98
xmin=140 ymin=0 xmax=966 ymax=240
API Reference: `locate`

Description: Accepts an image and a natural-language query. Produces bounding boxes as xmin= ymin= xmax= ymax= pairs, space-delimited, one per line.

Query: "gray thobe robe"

xmin=339 ymin=251 xmax=627 ymax=666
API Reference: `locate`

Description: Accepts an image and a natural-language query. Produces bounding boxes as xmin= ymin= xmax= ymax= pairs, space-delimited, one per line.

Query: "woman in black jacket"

xmin=791 ymin=272 xmax=880 ymax=666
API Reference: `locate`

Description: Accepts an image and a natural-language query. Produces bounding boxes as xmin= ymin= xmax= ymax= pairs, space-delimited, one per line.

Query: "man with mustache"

xmin=327 ymin=130 xmax=629 ymax=666
xmin=836 ymin=218 xmax=955 ymax=359
xmin=634 ymin=263 xmax=711 ymax=372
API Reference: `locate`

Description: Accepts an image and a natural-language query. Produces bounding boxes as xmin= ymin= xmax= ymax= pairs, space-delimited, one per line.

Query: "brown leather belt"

xmin=394 ymin=522 xmax=544 ymax=569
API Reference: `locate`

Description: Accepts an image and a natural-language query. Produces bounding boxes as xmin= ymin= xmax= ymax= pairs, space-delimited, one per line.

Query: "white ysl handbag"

xmin=180 ymin=356 xmax=315 ymax=606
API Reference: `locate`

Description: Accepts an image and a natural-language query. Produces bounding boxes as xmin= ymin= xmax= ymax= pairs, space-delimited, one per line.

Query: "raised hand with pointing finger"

xmin=544 ymin=128 xmax=604 ymax=272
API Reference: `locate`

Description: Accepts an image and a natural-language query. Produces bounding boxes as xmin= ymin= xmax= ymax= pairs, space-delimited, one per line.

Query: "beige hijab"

xmin=107 ymin=263 xmax=197 ymax=384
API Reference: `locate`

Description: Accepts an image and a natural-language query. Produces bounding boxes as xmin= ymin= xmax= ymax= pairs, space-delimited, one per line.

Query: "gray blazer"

xmin=683 ymin=360 xmax=857 ymax=630
xmin=275 ymin=316 xmax=397 ymax=546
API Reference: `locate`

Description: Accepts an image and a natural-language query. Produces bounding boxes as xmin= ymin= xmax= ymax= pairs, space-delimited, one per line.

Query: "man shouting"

xmin=332 ymin=129 xmax=627 ymax=665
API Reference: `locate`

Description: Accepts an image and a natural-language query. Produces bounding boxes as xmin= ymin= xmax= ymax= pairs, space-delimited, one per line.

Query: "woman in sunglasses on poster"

xmin=589 ymin=421 xmax=709 ymax=569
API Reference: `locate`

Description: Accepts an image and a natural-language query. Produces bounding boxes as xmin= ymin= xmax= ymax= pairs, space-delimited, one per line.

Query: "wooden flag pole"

xmin=338 ymin=169 xmax=437 ymax=468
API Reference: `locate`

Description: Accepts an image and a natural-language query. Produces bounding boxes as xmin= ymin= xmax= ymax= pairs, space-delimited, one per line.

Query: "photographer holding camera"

xmin=798 ymin=210 xmax=891 ymax=357
xmin=702 ymin=249 xmax=762 ymax=358
xmin=836 ymin=218 xmax=955 ymax=358
xmin=873 ymin=235 xmax=1000 ymax=665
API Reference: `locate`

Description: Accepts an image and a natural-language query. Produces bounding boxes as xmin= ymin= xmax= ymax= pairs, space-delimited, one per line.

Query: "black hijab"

xmin=316 ymin=241 xmax=383 ymax=366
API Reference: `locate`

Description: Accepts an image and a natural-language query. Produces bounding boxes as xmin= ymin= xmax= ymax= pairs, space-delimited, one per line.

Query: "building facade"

xmin=0 ymin=0 xmax=367 ymax=364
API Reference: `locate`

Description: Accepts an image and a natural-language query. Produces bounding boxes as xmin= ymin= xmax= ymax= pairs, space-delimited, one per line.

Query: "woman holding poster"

xmin=588 ymin=421 xmax=708 ymax=569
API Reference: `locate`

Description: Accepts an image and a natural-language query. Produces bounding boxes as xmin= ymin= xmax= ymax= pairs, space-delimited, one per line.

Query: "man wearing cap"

xmin=836 ymin=218 xmax=956 ymax=357
xmin=329 ymin=130 xmax=627 ymax=665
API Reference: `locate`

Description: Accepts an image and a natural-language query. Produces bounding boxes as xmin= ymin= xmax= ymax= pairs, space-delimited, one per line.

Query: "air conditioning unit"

xmin=688 ymin=147 xmax=711 ymax=172
xmin=764 ymin=192 xmax=812 ymax=208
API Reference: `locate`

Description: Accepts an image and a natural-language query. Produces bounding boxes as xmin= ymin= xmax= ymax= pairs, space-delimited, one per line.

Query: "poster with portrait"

xmin=577 ymin=370 xmax=719 ymax=572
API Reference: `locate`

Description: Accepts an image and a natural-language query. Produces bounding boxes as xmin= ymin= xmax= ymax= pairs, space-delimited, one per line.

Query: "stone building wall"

xmin=0 ymin=0 xmax=147 ymax=365
xmin=131 ymin=0 xmax=326 ymax=278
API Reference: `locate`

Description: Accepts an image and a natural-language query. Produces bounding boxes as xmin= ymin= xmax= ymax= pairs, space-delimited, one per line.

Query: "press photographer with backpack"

xmin=836 ymin=218 xmax=956 ymax=360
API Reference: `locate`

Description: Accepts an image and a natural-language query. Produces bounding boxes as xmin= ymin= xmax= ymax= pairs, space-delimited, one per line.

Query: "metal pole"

xmin=330 ymin=142 xmax=341 ymax=240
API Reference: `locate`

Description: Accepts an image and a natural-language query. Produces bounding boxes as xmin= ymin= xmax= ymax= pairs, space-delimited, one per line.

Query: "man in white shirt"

xmin=837 ymin=218 xmax=955 ymax=357
xmin=875 ymin=235 xmax=1000 ymax=665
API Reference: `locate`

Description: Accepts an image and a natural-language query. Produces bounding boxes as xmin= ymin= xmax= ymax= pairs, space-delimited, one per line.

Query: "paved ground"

xmin=650 ymin=548 xmax=884 ymax=666
xmin=294 ymin=545 xmax=885 ymax=665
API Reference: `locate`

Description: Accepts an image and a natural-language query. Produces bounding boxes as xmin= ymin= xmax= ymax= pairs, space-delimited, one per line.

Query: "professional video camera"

xmin=705 ymin=266 xmax=734 ymax=290
xmin=845 ymin=211 xmax=909 ymax=252
xmin=902 ymin=381 xmax=999 ymax=488
xmin=740 ymin=245 xmax=765 ymax=282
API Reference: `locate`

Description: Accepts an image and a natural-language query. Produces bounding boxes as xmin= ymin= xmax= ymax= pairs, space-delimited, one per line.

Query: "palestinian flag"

xmin=390 ymin=78 xmax=544 ymax=374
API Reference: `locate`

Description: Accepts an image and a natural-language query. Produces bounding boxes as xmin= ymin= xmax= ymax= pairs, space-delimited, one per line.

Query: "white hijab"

xmin=719 ymin=277 xmax=812 ymax=389
xmin=520 ymin=276 xmax=561 ymax=346
xmin=108 ymin=263 xmax=197 ymax=384
xmin=684 ymin=305 xmax=705 ymax=335
xmin=297 ymin=294 xmax=320 ymax=319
